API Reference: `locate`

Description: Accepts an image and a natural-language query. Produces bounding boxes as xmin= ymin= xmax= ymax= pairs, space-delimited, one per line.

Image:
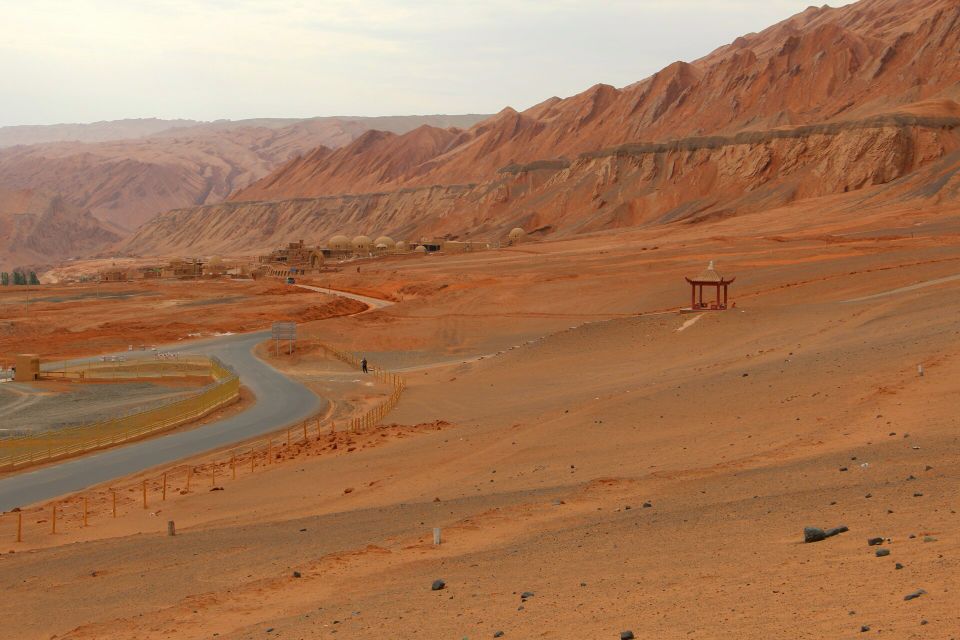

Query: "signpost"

xmin=272 ymin=322 xmax=296 ymax=355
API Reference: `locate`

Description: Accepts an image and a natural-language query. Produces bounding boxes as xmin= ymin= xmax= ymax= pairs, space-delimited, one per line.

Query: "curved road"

xmin=0 ymin=286 xmax=394 ymax=511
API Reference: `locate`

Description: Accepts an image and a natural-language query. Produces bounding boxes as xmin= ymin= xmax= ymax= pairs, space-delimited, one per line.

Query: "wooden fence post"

xmin=51 ymin=503 xmax=57 ymax=534
xmin=302 ymin=422 xmax=307 ymax=442
xmin=167 ymin=520 xmax=176 ymax=536
xmin=231 ymin=453 xmax=236 ymax=480
xmin=286 ymin=428 xmax=291 ymax=447
xmin=187 ymin=467 xmax=192 ymax=491
xmin=83 ymin=497 xmax=88 ymax=527
xmin=111 ymin=489 xmax=117 ymax=518
xmin=162 ymin=472 xmax=167 ymax=501
xmin=16 ymin=510 xmax=22 ymax=543
xmin=142 ymin=480 xmax=148 ymax=509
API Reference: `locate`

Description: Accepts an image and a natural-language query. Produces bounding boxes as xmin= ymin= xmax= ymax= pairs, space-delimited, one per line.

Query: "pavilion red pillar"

xmin=716 ymin=284 xmax=721 ymax=308
xmin=691 ymin=284 xmax=696 ymax=309
xmin=723 ymin=284 xmax=728 ymax=308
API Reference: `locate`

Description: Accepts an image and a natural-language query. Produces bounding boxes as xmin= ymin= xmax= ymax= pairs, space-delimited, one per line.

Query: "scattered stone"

xmin=642 ymin=502 xmax=652 ymax=508
xmin=520 ymin=591 xmax=535 ymax=599
xmin=265 ymin=628 xmax=274 ymax=633
xmin=903 ymin=589 xmax=926 ymax=601
xmin=895 ymin=563 xmax=904 ymax=570
xmin=868 ymin=537 xmax=884 ymax=546
xmin=909 ymin=534 xmax=917 ymax=539
xmin=292 ymin=571 xmax=301 ymax=578
xmin=925 ymin=465 xmax=933 ymax=471
xmin=876 ymin=548 xmax=891 ymax=557
xmin=804 ymin=527 xmax=827 ymax=543
xmin=620 ymin=632 xmax=635 ymax=640
xmin=906 ymin=475 xmax=916 ymax=481
xmin=923 ymin=536 xmax=938 ymax=543
xmin=913 ymin=492 xmax=923 ymax=497
xmin=494 ymin=632 xmax=505 ymax=638
xmin=860 ymin=625 xmax=870 ymax=632
xmin=431 ymin=579 xmax=446 ymax=591
xmin=343 ymin=487 xmax=354 ymax=494
xmin=805 ymin=525 xmax=848 ymax=543
xmin=921 ymin=619 xmax=928 ymax=625
xmin=839 ymin=467 xmax=848 ymax=472
xmin=299 ymin=528 xmax=307 ymax=532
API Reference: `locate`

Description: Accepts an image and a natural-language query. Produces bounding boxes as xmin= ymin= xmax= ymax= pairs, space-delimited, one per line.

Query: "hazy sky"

xmin=0 ymin=1 xmax=854 ymax=127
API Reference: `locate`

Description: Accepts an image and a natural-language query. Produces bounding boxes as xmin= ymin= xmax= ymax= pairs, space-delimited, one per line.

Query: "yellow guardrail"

xmin=0 ymin=356 xmax=239 ymax=471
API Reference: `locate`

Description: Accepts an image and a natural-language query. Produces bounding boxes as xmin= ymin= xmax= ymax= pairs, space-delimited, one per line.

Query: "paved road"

xmin=0 ymin=331 xmax=322 ymax=511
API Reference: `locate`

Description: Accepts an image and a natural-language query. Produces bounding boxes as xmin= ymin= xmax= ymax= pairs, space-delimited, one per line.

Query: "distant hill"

xmin=0 ymin=114 xmax=490 ymax=234
xmin=0 ymin=188 xmax=120 ymax=272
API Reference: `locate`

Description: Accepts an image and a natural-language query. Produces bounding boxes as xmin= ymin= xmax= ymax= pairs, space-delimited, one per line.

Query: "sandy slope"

xmin=2 ymin=197 xmax=959 ymax=638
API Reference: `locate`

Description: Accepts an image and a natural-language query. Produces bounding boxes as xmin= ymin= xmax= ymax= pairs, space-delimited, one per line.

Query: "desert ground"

xmin=2 ymin=198 xmax=960 ymax=639
xmin=0 ymin=277 xmax=365 ymax=364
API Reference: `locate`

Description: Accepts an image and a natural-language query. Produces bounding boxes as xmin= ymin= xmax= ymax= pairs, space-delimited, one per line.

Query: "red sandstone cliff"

xmin=127 ymin=0 xmax=960 ymax=255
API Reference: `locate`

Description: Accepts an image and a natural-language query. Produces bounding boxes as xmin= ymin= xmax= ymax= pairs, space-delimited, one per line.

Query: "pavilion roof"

xmin=686 ymin=261 xmax=734 ymax=284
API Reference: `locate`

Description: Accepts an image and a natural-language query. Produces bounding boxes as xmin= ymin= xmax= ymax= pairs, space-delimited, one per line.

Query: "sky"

xmin=0 ymin=1 xmax=855 ymax=127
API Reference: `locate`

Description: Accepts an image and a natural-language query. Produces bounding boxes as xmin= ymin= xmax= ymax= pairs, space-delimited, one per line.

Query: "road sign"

xmin=272 ymin=322 xmax=296 ymax=355
xmin=272 ymin=323 xmax=296 ymax=340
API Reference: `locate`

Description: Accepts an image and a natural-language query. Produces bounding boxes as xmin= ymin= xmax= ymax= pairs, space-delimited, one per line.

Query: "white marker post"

xmin=918 ymin=364 xmax=924 ymax=377
xmin=433 ymin=527 xmax=442 ymax=546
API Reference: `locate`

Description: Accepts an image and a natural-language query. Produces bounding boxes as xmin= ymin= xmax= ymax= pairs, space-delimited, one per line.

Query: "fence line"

xmin=0 ymin=356 xmax=239 ymax=471
xmin=2 ymin=341 xmax=405 ymax=543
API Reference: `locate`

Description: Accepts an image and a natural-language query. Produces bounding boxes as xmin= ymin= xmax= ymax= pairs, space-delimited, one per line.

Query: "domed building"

xmin=328 ymin=235 xmax=351 ymax=252
xmin=414 ymin=245 xmax=427 ymax=254
xmin=507 ymin=227 xmax=526 ymax=245
xmin=374 ymin=235 xmax=396 ymax=250
xmin=353 ymin=235 xmax=373 ymax=253
xmin=395 ymin=240 xmax=408 ymax=252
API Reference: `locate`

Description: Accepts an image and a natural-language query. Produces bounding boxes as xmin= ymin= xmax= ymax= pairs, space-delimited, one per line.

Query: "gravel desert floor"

xmin=2 ymin=198 xmax=960 ymax=639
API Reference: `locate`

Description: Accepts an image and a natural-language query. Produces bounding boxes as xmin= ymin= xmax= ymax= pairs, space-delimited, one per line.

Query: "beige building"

xmin=258 ymin=240 xmax=325 ymax=277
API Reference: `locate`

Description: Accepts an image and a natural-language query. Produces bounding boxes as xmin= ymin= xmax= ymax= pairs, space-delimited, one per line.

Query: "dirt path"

xmin=843 ymin=272 xmax=960 ymax=302
xmin=295 ymin=284 xmax=394 ymax=312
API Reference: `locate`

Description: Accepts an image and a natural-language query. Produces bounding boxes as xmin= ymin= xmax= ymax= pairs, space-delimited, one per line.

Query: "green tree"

xmin=13 ymin=270 xmax=25 ymax=285
xmin=0 ymin=272 xmax=8 ymax=286
xmin=29 ymin=271 xmax=40 ymax=285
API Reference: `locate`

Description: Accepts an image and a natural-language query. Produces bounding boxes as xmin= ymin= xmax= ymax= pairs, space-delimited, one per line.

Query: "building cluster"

xmin=254 ymin=231 xmax=524 ymax=278
xmin=93 ymin=227 xmax=531 ymax=284
xmin=98 ymin=258 xmax=236 ymax=283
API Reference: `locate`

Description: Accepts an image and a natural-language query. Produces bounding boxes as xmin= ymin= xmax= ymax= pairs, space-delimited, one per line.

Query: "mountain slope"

xmin=232 ymin=0 xmax=960 ymax=202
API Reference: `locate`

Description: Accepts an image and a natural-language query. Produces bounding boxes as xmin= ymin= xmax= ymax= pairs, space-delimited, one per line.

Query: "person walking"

xmin=361 ymin=357 xmax=368 ymax=374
